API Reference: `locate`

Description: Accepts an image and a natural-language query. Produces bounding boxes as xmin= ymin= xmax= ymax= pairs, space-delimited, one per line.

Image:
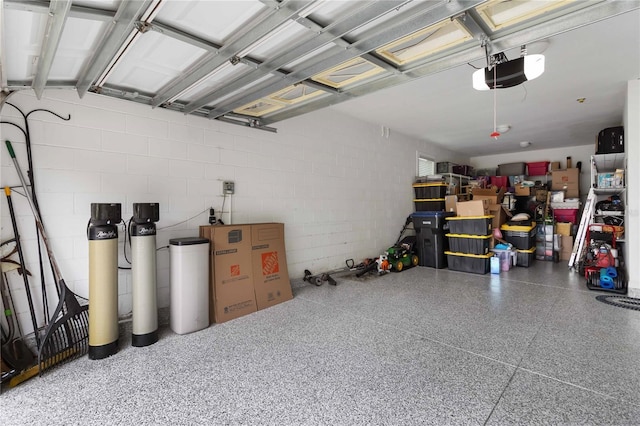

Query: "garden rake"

xmin=5 ymin=140 xmax=88 ymax=374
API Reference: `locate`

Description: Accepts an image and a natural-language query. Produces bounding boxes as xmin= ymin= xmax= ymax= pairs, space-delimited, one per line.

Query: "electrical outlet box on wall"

xmin=223 ymin=181 xmax=235 ymax=194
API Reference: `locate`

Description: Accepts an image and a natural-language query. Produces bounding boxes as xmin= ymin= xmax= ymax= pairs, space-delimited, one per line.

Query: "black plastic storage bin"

xmin=444 ymin=252 xmax=491 ymax=274
xmin=501 ymin=222 xmax=536 ymax=250
xmin=445 ymin=216 xmax=492 ymax=236
xmin=412 ymin=183 xmax=447 ymax=199
xmin=516 ymin=247 xmax=536 ymax=267
xmin=436 ymin=162 xmax=457 ymax=174
xmin=452 ymin=165 xmax=473 ymax=176
xmin=498 ymin=162 xmax=526 ymax=176
xmin=446 ymin=234 xmax=491 ymax=255
xmin=412 ymin=211 xmax=455 ymax=269
xmin=414 ymin=199 xmax=445 ymax=211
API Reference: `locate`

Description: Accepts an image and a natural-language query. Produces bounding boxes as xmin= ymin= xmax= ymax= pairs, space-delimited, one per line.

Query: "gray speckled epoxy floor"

xmin=2 ymin=261 xmax=640 ymax=425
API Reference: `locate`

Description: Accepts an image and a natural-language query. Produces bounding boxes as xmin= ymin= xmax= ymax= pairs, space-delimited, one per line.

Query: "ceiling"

xmin=1 ymin=0 xmax=639 ymax=157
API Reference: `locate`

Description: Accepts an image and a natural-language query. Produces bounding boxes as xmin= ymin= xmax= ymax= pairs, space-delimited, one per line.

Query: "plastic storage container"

xmin=446 ymin=234 xmax=491 ymax=255
xmin=412 ymin=183 xmax=447 ymax=199
xmin=553 ymin=208 xmax=578 ymax=224
xmin=414 ymin=199 xmax=445 ymax=211
xmin=491 ymin=248 xmax=517 ymax=271
xmin=490 ymin=176 xmax=509 ymax=189
xmin=444 ymin=252 xmax=491 ymax=274
xmin=501 ymin=222 xmax=537 ymax=250
xmin=516 ymin=247 xmax=536 ymax=267
xmin=476 ymin=168 xmax=497 ymax=177
xmin=436 ymin=162 xmax=457 ymax=174
xmin=446 ymin=216 xmax=492 ymax=236
xmin=412 ymin=211 xmax=455 ymax=268
xmin=526 ymin=161 xmax=550 ymax=176
xmin=498 ymin=162 xmax=526 ymax=176
xmin=452 ymin=165 xmax=473 ymax=176
xmin=170 ymin=237 xmax=210 ymax=335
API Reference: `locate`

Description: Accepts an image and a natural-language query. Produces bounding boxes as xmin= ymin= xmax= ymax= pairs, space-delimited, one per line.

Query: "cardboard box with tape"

xmin=251 ymin=223 xmax=293 ymax=310
xmin=551 ymin=168 xmax=580 ymax=198
xmin=200 ymin=224 xmax=257 ymax=324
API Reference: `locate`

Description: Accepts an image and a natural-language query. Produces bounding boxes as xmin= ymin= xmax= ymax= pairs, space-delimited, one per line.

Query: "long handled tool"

xmin=4 ymin=188 xmax=41 ymax=348
xmin=1 ymin=271 xmax=35 ymax=380
xmin=5 ymin=140 xmax=89 ymax=374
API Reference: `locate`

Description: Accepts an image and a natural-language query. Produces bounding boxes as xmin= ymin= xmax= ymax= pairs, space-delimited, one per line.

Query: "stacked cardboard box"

xmin=199 ymin=223 xmax=293 ymax=324
xmin=556 ymin=222 xmax=574 ymax=261
xmin=551 ymin=168 xmax=580 ymax=198
xmin=468 ymin=187 xmax=512 ymax=248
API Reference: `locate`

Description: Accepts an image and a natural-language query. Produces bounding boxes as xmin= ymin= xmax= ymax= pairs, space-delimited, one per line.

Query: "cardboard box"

xmin=560 ymin=235 xmax=574 ymax=260
xmin=445 ymin=195 xmax=458 ymax=214
xmin=456 ymin=199 xmax=489 ymax=217
xmin=556 ymin=222 xmax=572 ymax=236
xmin=251 ymin=223 xmax=293 ymax=310
xmin=200 ymin=225 xmax=257 ymax=324
xmin=551 ymin=168 xmax=580 ymax=198
xmin=515 ymin=185 xmax=531 ymax=196
xmin=472 ymin=186 xmax=505 ymax=204
xmin=488 ymin=204 xmax=512 ymax=230
xmin=550 ymin=161 xmax=561 ymax=171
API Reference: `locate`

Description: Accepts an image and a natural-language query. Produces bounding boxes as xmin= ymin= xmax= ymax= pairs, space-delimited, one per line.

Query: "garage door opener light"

xmin=473 ymin=51 xmax=545 ymax=91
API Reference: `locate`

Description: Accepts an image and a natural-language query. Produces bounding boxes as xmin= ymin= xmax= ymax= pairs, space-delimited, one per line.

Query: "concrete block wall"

xmin=0 ymin=90 xmax=467 ymax=334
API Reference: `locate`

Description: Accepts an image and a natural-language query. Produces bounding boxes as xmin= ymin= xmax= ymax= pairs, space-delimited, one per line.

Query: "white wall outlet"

xmin=223 ymin=181 xmax=235 ymax=194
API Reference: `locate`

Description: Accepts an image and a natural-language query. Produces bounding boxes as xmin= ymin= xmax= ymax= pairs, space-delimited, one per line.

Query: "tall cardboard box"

xmin=199 ymin=225 xmax=257 ymax=323
xmin=560 ymin=235 xmax=574 ymax=261
xmin=488 ymin=204 xmax=512 ymax=230
xmin=472 ymin=187 xmax=505 ymax=204
xmin=556 ymin=222 xmax=572 ymax=236
xmin=251 ymin=223 xmax=293 ymax=310
xmin=551 ymin=168 xmax=580 ymax=198
xmin=445 ymin=195 xmax=458 ymax=214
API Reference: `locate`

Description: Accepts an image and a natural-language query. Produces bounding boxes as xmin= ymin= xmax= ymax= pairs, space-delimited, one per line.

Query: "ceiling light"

xmin=519 ymin=141 xmax=531 ymax=148
xmin=472 ymin=54 xmax=545 ymax=90
xmin=496 ymin=124 xmax=511 ymax=133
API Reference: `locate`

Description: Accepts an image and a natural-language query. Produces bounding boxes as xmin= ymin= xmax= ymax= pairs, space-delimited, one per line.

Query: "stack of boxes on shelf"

xmin=444 ymin=200 xmax=493 ymax=274
xmin=549 ymin=157 xmax=580 ymax=225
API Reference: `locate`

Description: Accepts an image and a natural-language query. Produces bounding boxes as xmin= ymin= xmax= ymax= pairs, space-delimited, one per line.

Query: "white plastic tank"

xmin=169 ymin=237 xmax=209 ymax=334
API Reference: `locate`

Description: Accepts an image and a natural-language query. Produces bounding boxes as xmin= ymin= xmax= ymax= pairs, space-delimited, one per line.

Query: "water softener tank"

xmin=131 ymin=203 xmax=160 ymax=347
xmin=88 ymin=203 xmax=121 ymax=360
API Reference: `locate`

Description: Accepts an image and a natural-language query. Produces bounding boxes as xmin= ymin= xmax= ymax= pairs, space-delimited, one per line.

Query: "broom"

xmin=4 ymin=140 xmax=89 ymax=374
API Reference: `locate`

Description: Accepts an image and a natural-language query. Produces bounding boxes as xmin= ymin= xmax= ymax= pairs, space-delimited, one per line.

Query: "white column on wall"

xmin=624 ymin=79 xmax=639 ymax=298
